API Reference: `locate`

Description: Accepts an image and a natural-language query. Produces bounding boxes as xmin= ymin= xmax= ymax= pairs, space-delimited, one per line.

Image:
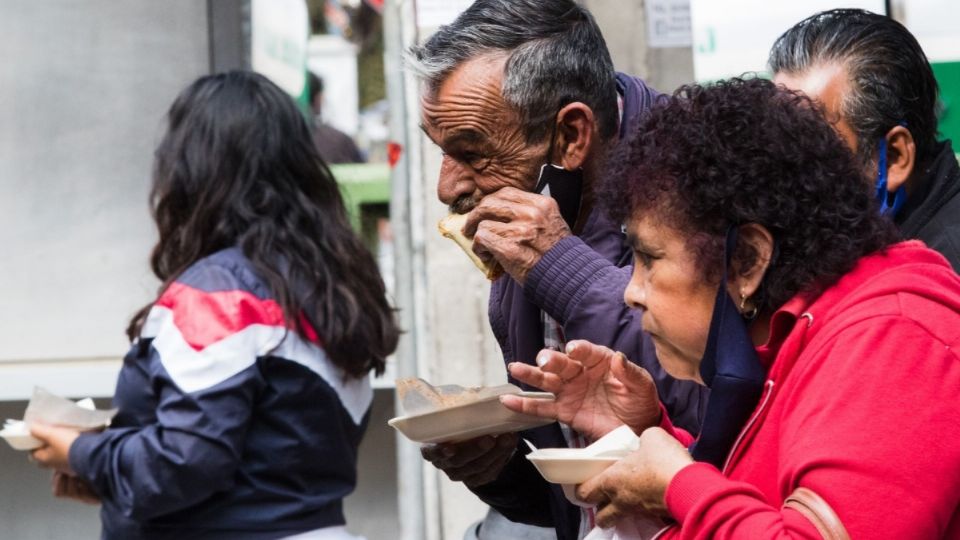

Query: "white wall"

xmin=0 ymin=1 xmax=210 ymax=370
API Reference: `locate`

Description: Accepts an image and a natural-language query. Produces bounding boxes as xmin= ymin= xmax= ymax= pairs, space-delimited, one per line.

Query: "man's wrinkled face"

xmin=421 ymin=54 xmax=550 ymax=214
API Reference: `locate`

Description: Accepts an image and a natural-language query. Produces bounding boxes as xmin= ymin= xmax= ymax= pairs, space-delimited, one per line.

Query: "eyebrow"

xmin=442 ymin=129 xmax=486 ymax=147
xmin=418 ymin=123 xmax=439 ymax=146
xmin=418 ymin=123 xmax=487 ymax=149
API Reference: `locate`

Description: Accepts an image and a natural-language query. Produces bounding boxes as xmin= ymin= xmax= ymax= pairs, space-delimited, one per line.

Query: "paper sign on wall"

xmin=646 ymin=0 xmax=692 ymax=48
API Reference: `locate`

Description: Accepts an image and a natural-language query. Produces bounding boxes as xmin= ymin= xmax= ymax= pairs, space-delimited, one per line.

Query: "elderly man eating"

xmin=407 ymin=0 xmax=705 ymax=538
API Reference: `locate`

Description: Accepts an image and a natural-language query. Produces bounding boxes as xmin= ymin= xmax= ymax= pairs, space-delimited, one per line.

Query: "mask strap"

xmin=534 ymin=114 xmax=561 ymax=194
xmin=875 ymin=123 xmax=909 ymax=217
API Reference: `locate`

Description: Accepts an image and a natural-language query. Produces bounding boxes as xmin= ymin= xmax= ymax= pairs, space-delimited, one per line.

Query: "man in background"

xmin=771 ymin=8 xmax=960 ymax=270
xmin=307 ymin=71 xmax=364 ymax=164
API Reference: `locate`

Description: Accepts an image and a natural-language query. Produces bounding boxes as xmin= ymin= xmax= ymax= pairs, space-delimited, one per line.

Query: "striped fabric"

xmin=69 ymin=247 xmax=371 ymax=539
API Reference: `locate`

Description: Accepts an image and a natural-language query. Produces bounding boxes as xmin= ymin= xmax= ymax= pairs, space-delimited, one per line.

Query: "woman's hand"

xmin=576 ymin=427 xmax=694 ymax=527
xmin=30 ymin=423 xmax=81 ymax=474
xmin=51 ymin=471 xmax=100 ymax=505
xmin=500 ymin=340 xmax=662 ymax=441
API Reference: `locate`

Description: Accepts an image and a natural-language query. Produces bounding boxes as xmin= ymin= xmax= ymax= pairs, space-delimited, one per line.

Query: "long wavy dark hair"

xmin=128 ymin=71 xmax=398 ymax=377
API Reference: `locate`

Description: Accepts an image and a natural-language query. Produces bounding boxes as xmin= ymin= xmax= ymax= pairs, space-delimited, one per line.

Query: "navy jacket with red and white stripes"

xmin=69 ymin=247 xmax=372 ymax=539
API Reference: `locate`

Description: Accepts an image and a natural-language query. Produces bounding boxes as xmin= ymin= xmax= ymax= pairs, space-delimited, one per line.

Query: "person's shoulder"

xmin=822 ymin=242 xmax=960 ymax=342
xmin=155 ymin=248 xmax=282 ymax=330
xmin=143 ymin=248 xmax=287 ymax=348
xmin=175 ymin=247 xmax=271 ymax=300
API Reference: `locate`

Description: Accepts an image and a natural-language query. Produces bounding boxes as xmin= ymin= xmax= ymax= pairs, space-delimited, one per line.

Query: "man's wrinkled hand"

xmin=420 ymin=433 xmax=518 ymax=488
xmin=464 ymin=187 xmax=571 ymax=284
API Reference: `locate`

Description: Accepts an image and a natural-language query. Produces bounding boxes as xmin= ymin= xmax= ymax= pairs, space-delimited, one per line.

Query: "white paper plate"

xmin=388 ymin=391 xmax=555 ymax=443
xmin=0 ymin=422 xmax=42 ymax=451
xmin=526 ymin=448 xmax=620 ymax=484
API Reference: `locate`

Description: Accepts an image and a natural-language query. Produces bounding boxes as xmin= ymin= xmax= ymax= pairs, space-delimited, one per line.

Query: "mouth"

xmin=449 ymin=194 xmax=482 ymax=215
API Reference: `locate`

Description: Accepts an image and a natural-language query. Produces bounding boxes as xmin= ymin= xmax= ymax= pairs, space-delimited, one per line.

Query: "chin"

xmin=654 ymin=346 xmax=700 ymax=382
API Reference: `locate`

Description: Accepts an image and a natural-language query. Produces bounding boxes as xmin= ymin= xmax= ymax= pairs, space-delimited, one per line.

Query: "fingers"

xmin=31 ymin=447 xmax=54 ymax=468
xmin=430 ymin=434 xmax=517 ymax=486
xmin=464 ymin=187 xmax=561 ymax=238
xmin=471 ymin=220 xmax=516 ymax=258
xmin=576 ymin=475 xmax=606 ymax=505
xmin=421 ymin=434 xmax=514 ymax=471
xmin=52 ymin=471 xmax=67 ymax=497
xmin=50 ymin=472 xmax=100 ymax=504
xmin=535 ymin=350 xmax=586 ymax=382
xmin=609 ymin=351 xmax=654 ymax=389
xmin=595 ymin=500 xmax=626 ymax=529
xmin=29 ymin=422 xmax=54 ymax=443
xmin=565 ymin=340 xmax=618 ymax=370
xmin=507 ymin=361 xmax=563 ymax=393
xmin=463 ymin=200 xmax=515 ymax=237
xmin=499 ymin=394 xmax=558 ymax=420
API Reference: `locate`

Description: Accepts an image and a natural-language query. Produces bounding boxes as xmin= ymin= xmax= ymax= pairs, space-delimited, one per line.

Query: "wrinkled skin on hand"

xmin=420 ymin=432 xmax=518 ymax=488
xmin=576 ymin=427 xmax=694 ymax=528
xmin=501 ymin=340 xmax=662 ymax=441
xmin=463 ymin=187 xmax=571 ymax=285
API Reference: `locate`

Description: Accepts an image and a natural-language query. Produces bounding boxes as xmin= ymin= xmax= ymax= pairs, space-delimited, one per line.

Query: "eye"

xmin=634 ymin=249 xmax=657 ymax=269
xmin=463 ymin=153 xmax=491 ymax=172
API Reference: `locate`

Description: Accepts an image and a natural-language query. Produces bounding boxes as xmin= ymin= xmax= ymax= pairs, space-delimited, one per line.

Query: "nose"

xmin=624 ymin=265 xmax=646 ymax=310
xmin=436 ymin=155 xmax=475 ymax=206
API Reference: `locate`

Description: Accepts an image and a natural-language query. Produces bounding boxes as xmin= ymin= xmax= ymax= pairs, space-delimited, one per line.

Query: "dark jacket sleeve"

xmin=69 ymin=358 xmax=262 ymax=521
xmin=525 ymin=236 xmax=707 ymax=433
xmin=469 ymin=448 xmax=556 ymax=528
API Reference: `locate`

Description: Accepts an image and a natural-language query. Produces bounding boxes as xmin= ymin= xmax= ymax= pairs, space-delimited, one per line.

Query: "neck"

xmin=749 ymin=313 xmax=772 ymax=347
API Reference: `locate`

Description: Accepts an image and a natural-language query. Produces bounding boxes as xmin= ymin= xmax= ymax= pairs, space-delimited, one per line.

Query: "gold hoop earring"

xmin=739 ymin=292 xmax=759 ymax=321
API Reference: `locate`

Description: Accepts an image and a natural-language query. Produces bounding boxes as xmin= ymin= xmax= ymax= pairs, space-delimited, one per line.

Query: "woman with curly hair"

xmin=502 ymin=78 xmax=960 ymax=538
xmin=29 ymin=71 xmax=399 ymax=539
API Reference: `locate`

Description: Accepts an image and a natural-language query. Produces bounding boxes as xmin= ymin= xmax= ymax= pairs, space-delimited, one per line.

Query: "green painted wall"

xmin=932 ymin=61 xmax=960 ymax=145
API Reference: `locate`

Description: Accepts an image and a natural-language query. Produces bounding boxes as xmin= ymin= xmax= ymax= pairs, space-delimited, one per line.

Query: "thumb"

xmin=30 ymin=422 xmax=55 ymax=441
xmin=610 ymin=352 xmax=654 ymax=391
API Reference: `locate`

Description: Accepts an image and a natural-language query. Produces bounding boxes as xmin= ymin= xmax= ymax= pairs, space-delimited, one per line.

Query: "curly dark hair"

xmin=128 ymin=71 xmax=399 ymax=377
xmin=602 ymin=77 xmax=900 ymax=312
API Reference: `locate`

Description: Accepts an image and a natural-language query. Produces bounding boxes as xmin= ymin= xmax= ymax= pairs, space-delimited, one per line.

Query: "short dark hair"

xmin=407 ymin=0 xmax=618 ymax=142
xmin=130 ymin=71 xmax=399 ymax=377
xmin=603 ymin=78 xmax=899 ymax=312
xmin=769 ymin=9 xmax=940 ymax=165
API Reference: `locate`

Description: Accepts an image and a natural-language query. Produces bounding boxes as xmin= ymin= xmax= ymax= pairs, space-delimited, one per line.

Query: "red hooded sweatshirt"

xmin=657 ymin=241 xmax=960 ymax=539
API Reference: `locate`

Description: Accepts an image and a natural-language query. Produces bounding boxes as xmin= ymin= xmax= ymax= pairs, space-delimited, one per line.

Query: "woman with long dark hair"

xmin=30 ymin=70 xmax=399 ymax=540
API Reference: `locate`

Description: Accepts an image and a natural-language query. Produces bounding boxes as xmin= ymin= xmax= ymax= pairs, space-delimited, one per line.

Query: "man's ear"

xmin=884 ymin=125 xmax=916 ymax=193
xmin=726 ymin=223 xmax=774 ymax=306
xmin=554 ymin=102 xmax=596 ymax=170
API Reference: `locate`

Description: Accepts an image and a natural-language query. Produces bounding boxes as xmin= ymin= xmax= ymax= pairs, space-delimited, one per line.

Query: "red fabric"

xmin=660 ymin=241 xmax=960 ymax=539
xmin=156 ymin=282 xmax=319 ymax=350
xmin=657 ymin=402 xmax=695 ymax=448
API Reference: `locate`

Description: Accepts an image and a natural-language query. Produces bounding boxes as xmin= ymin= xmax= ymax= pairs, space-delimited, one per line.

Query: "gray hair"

xmin=407 ymin=0 xmax=619 ymax=143
xmin=769 ymin=9 xmax=940 ymax=165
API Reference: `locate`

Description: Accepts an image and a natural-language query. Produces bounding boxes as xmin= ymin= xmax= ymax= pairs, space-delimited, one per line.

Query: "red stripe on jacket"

xmin=155 ymin=282 xmax=319 ymax=351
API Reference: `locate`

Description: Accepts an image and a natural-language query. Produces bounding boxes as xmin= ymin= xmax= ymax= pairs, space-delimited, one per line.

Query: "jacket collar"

xmin=896 ymin=140 xmax=960 ymax=237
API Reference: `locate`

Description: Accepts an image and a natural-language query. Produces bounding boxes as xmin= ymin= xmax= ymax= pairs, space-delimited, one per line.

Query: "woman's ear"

xmin=727 ymin=223 xmax=774 ymax=305
xmin=555 ymin=102 xmax=596 ymax=170
xmin=884 ymin=125 xmax=916 ymax=193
